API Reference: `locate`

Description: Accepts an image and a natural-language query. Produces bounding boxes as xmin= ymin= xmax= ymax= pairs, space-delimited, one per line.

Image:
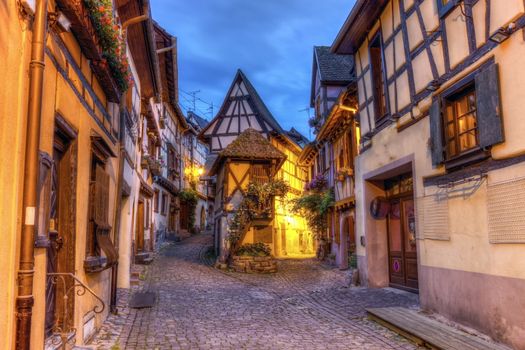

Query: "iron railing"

xmin=46 ymin=273 xmax=105 ymax=349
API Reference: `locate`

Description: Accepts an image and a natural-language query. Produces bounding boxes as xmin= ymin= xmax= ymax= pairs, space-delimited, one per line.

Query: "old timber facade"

xmin=300 ymin=46 xmax=359 ymax=269
xmin=332 ymin=0 xmax=525 ymax=348
xmin=0 ymin=0 xmax=203 ymax=348
xmin=201 ymin=70 xmax=312 ymax=259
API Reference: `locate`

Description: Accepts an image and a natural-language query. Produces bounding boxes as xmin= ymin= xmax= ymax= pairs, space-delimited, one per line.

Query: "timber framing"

xmin=338 ymin=0 xmax=525 ymax=150
xmin=46 ymin=32 xmax=117 ymax=144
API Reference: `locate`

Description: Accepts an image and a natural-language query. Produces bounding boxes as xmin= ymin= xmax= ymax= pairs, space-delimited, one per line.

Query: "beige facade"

xmin=333 ymin=0 xmax=525 ymax=347
xmin=0 ymin=0 xmax=163 ymax=347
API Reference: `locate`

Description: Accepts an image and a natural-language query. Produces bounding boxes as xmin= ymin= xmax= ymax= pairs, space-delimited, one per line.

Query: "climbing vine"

xmin=292 ymin=175 xmax=334 ymax=239
xmin=180 ymin=189 xmax=198 ymax=233
xmin=226 ymin=179 xmax=289 ymax=248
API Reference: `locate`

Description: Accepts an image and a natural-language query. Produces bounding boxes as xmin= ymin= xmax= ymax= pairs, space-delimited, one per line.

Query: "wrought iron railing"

xmin=46 ymin=273 xmax=105 ymax=349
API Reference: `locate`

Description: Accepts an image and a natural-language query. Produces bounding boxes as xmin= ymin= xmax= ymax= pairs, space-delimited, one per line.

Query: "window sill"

xmin=444 ymin=148 xmax=490 ymax=171
xmin=84 ymin=256 xmax=108 ymax=273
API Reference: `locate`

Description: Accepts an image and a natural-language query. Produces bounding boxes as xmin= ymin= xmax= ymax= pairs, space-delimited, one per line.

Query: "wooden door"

xmin=136 ymin=200 xmax=144 ymax=252
xmin=45 ymin=137 xmax=77 ymax=336
xmin=387 ymin=198 xmax=418 ymax=291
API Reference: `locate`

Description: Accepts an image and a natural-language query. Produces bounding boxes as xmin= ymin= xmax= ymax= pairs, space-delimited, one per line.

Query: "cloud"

xmin=151 ymin=0 xmax=355 ymax=138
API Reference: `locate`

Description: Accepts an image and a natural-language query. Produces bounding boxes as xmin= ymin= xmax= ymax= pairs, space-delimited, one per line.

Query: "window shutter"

xmin=476 ymin=63 xmax=504 ymax=148
xmin=94 ymin=165 xmax=110 ymax=228
xmin=429 ymin=100 xmax=444 ymax=166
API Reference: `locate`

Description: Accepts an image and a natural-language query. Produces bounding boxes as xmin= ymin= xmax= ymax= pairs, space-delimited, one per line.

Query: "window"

xmin=369 ymin=32 xmax=387 ymax=121
xmin=167 ymin=144 xmax=178 ymax=181
xmin=443 ymin=87 xmax=479 ymax=159
xmin=161 ymin=193 xmax=168 ymax=215
xmin=429 ymin=63 xmax=504 ymax=167
xmin=154 ymin=190 xmax=159 ymax=213
xmin=85 ymin=137 xmax=118 ymax=273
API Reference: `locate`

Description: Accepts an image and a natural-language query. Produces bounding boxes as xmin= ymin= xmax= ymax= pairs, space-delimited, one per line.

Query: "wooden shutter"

xmin=429 ymin=100 xmax=444 ymax=166
xmin=476 ymin=63 xmax=504 ymax=148
xmin=94 ymin=165 xmax=110 ymax=228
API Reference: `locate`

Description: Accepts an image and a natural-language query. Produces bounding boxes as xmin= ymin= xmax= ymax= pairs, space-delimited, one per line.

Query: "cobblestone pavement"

xmin=91 ymin=233 xmax=420 ymax=350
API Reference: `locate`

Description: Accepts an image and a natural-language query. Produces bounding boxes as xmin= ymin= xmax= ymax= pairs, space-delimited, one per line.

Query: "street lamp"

xmin=184 ymin=164 xmax=204 ymax=188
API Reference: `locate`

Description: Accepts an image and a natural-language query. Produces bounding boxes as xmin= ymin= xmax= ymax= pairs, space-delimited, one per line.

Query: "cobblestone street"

xmin=91 ymin=234 xmax=420 ymax=350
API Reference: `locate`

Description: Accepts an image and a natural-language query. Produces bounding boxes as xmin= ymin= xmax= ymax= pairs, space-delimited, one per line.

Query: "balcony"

xmin=56 ymin=0 xmax=121 ymax=102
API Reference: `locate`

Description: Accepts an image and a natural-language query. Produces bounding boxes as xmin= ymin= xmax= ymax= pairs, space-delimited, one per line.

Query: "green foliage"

xmin=292 ymin=189 xmax=334 ymax=239
xmin=227 ymin=179 xmax=290 ymax=247
xmin=180 ymin=189 xmax=198 ymax=233
xmin=236 ymin=243 xmax=271 ymax=257
xmin=84 ymin=0 xmax=131 ymax=91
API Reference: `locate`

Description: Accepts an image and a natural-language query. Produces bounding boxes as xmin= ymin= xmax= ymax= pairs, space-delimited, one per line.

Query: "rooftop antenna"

xmin=207 ymin=102 xmax=214 ymax=119
xmin=187 ymin=90 xmax=201 ymax=111
xmin=299 ymin=107 xmax=312 ymax=139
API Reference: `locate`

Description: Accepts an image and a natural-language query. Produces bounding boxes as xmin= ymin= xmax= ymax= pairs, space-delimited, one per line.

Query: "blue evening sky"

xmin=151 ymin=0 xmax=355 ymax=139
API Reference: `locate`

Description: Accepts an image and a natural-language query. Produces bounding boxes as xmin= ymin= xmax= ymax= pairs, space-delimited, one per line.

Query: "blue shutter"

xmin=429 ymin=100 xmax=444 ymax=166
xmin=476 ymin=64 xmax=504 ymax=148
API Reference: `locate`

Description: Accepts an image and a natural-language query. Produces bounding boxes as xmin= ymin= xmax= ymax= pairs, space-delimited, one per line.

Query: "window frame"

xmin=440 ymin=79 xmax=489 ymax=169
xmin=161 ymin=192 xmax=168 ymax=216
xmin=368 ymin=31 xmax=388 ymax=123
xmin=154 ymin=189 xmax=159 ymax=213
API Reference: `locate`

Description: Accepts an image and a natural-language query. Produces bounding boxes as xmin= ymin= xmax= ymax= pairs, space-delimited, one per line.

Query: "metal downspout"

xmin=16 ymin=0 xmax=48 ymax=349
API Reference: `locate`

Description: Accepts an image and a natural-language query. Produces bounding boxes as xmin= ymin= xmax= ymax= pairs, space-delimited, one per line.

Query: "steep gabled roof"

xmin=237 ymin=70 xmax=284 ymax=133
xmin=208 ymin=128 xmax=286 ymax=175
xmin=310 ymin=46 xmax=355 ymax=105
xmin=285 ymin=128 xmax=310 ymax=149
xmin=189 ymin=111 xmax=209 ymax=130
xmin=331 ymin=0 xmax=389 ymax=54
xmin=199 ymin=69 xmax=284 ymax=138
xmin=314 ymin=46 xmax=355 ymax=83
xmin=220 ymin=128 xmax=286 ymax=160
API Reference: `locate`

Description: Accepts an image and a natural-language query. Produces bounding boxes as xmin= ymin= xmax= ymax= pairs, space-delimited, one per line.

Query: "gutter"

xmin=16 ymin=0 xmax=48 ymax=349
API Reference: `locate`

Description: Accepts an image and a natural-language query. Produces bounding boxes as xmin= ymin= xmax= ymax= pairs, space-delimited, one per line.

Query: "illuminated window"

xmin=443 ymin=86 xmax=478 ymax=159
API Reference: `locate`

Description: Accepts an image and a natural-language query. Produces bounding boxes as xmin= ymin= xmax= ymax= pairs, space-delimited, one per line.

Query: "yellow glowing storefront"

xmin=271 ymin=137 xmax=314 ymax=258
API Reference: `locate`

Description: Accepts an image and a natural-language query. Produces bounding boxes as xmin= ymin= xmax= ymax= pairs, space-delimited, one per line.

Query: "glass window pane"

xmin=456 ymin=97 xmax=469 ymax=116
xmin=448 ymin=141 xmax=456 ymax=157
xmin=447 ymin=123 xmax=455 ymax=138
xmin=468 ymin=93 xmax=476 ymax=111
xmin=446 ymin=105 xmax=454 ymax=122
xmin=467 ymin=113 xmax=477 ymax=130
xmin=458 ymin=116 xmax=468 ymax=133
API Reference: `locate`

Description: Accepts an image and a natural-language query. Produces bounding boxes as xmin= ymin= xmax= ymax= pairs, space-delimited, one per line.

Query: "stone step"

xmin=367 ymin=307 xmax=511 ymax=350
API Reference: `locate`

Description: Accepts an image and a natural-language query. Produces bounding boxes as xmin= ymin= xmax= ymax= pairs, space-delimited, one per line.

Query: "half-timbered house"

xmin=151 ymin=22 xmax=189 ymax=246
xmin=332 ymin=0 xmax=525 ymax=347
xmin=300 ymin=46 xmax=359 ymax=269
xmin=0 ymin=0 xmax=163 ymax=347
xmin=200 ymin=70 xmax=312 ymax=259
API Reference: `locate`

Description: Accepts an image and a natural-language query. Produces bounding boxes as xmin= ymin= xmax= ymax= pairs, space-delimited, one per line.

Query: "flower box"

xmin=55 ymin=0 xmax=128 ymax=102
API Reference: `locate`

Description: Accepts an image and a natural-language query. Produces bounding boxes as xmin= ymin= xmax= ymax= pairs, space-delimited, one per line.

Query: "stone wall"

xmin=231 ymin=256 xmax=277 ymax=274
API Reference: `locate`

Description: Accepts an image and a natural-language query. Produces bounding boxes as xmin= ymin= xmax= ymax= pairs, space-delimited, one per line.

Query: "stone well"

xmin=231 ymin=255 xmax=278 ymax=274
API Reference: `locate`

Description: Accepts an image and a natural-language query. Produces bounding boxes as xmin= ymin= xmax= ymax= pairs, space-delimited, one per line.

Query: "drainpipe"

xmin=16 ymin=0 xmax=48 ymax=349
xmin=109 ymin=12 xmax=149 ymax=315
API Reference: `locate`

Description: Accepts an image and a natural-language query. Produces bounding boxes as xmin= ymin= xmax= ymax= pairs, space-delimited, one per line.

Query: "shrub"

xmin=236 ymin=243 xmax=271 ymax=257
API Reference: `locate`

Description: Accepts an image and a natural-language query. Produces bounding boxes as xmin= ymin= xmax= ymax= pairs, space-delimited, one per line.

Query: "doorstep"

xmin=367 ymin=307 xmax=511 ymax=350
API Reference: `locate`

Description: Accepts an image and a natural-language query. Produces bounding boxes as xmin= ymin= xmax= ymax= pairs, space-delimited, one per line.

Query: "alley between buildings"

xmin=91 ymin=234 xmax=418 ymax=350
